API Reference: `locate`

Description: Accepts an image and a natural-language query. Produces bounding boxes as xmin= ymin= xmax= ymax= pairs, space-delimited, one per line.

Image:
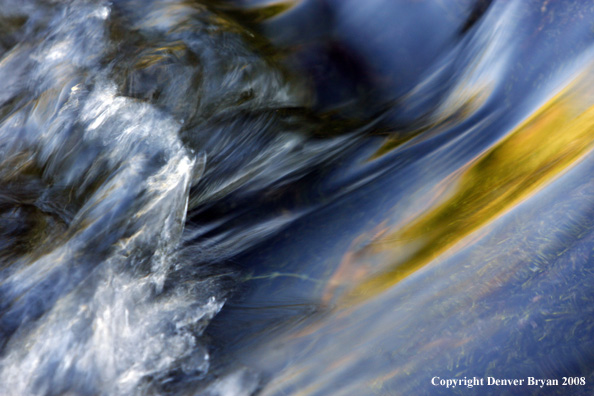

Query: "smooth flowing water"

xmin=0 ymin=0 xmax=593 ymax=395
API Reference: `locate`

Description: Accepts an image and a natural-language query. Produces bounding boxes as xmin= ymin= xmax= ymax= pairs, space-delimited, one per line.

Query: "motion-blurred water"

xmin=1 ymin=0 xmax=593 ymax=395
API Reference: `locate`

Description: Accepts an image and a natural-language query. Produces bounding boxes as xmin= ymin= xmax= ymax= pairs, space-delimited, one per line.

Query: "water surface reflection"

xmin=0 ymin=0 xmax=593 ymax=395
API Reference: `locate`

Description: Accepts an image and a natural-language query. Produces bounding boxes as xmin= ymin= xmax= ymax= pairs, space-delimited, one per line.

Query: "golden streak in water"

xmin=135 ymin=42 xmax=188 ymax=69
xmin=235 ymin=1 xmax=296 ymax=23
xmin=372 ymin=89 xmax=489 ymax=159
xmin=344 ymin=73 xmax=594 ymax=304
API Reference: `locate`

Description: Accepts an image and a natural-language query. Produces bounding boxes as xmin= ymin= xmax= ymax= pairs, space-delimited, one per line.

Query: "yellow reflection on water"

xmin=370 ymin=89 xmax=488 ymax=160
xmin=202 ymin=0 xmax=297 ymax=25
xmin=340 ymin=71 xmax=594 ymax=304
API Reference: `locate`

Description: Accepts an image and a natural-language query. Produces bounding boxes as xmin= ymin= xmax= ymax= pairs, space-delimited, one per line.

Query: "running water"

xmin=0 ymin=0 xmax=593 ymax=395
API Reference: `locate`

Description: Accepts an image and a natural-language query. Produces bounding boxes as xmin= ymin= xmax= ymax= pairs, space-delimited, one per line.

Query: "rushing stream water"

xmin=1 ymin=0 xmax=593 ymax=395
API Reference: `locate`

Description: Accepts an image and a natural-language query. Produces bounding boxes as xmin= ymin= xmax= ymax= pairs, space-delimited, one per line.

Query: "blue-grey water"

xmin=0 ymin=0 xmax=593 ymax=395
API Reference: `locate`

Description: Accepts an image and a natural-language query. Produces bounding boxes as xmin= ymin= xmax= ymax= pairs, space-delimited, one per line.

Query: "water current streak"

xmin=1 ymin=1 xmax=594 ymax=395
